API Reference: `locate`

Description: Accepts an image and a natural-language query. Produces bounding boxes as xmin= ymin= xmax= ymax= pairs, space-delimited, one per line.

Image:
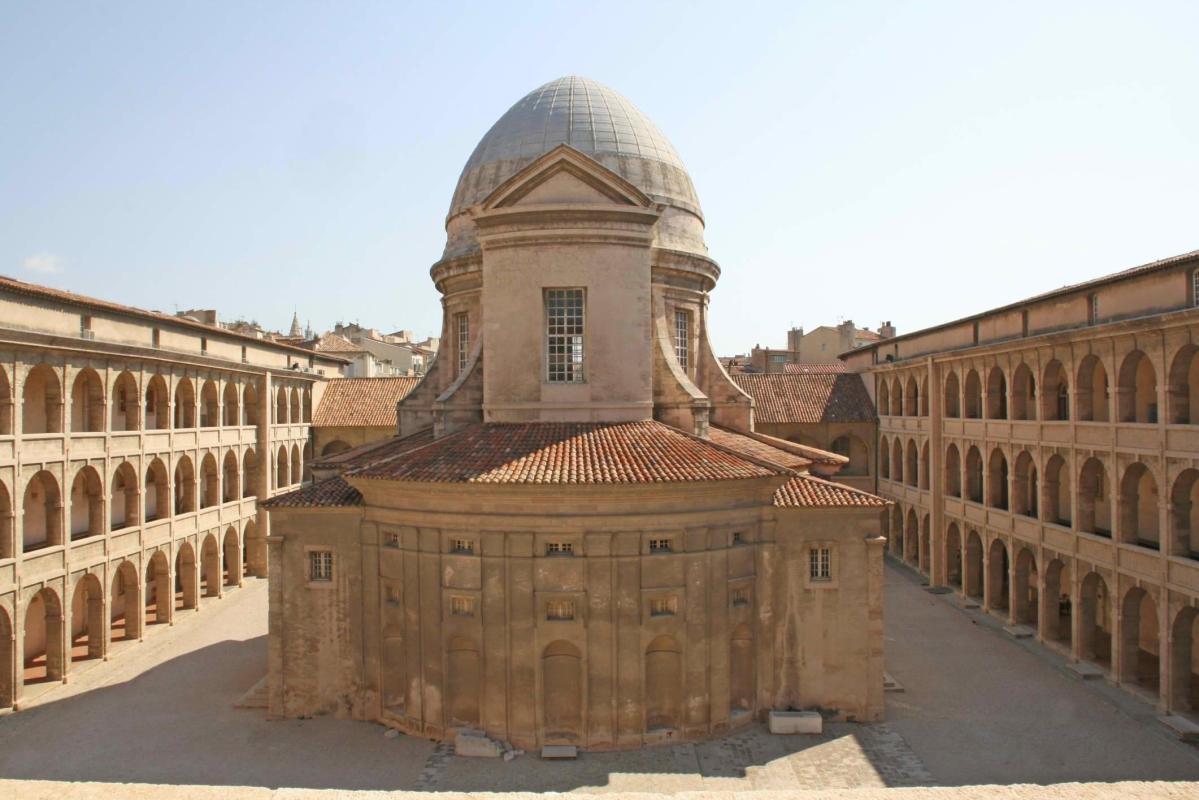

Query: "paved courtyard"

xmin=0 ymin=565 xmax=1197 ymax=793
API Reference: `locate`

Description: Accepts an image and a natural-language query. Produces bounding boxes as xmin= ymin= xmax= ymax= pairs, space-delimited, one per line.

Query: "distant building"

xmin=308 ymin=324 xmax=435 ymax=377
xmin=748 ymin=321 xmax=894 ymax=372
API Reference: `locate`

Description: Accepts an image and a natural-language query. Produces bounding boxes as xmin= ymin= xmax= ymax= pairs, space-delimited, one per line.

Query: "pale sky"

xmin=2 ymin=2 xmax=1197 ymax=355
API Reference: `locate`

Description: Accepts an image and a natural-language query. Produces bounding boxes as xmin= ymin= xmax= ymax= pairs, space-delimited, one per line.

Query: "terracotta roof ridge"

xmin=711 ymin=424 xmax=846 ymax=466
xmin=658 ymin=422 xmax=796 ymax=478
xmin=792 ymin=473 xmax=889 ymax=503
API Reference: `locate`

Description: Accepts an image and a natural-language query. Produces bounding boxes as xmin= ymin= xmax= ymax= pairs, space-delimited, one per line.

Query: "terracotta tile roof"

xmin=315 ymin=333 xmax=366 ymax=354
xmin=262 ymin=476 xmax=363 ymax=509
xmin=312 ymin=377 xmax=422 ymax=428
xmin=311 ymin=427 xmax=435 ymax=470
xmin=773 ymin=475 xmax=888 ymax=508
xmin=709 ymin=425 xmax=845 ymax=467
xmin=351 ymin=421 xmax=790 ymax=485
xmin=732 ymin=373 xmax=876 ymax=425
xmin=782 ymin=362 xmax=847 ymax=374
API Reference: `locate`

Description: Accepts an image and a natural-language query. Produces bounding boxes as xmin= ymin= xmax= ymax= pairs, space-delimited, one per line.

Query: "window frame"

xmin=306 ymin=548 xmax=334 ymax=586
xmin=455 ymin=312 xmax=469 ymax=376
xmin=674 ymin=308 xmax=691 ymax=372
xmin=544 ymin=287 xmax=586 ymax=384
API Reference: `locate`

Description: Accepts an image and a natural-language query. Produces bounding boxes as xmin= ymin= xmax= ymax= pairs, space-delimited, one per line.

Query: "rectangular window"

xmin=547 ymin=599 xmax=575 ymax=620
xmin=1088 ymin=294 xmax=1099 ymax=324
xmin=1193 ymin=270 xmax=1199 ymax=307
xmin=384 ymin=532 xmax=400 ymax=549
xmin=241 ymin=345 xmax=248 ymax=364
xmin=386 ymin=585 xmax=401 ymax=607
xmin=451 ymin=538 xmax=474 ymax=554
xmin=450 ymin=596 xmax=475 ymax=617
xmin=650 ymin=597 xmax=677 ymax=617
xmin=731 ymin=531 xmax=744 ymax=546
xmin=152 ymin=327 xmax=161 ymax=348
xmin=674 ymin=309 xmax=691 ymax=371
xmin=546 ymin=288 xmax=585 ymax=383
xmin=649 ymin=538 xmax=672 ymax=554
xmin=731 ymin=588 xmax=750 ymax=607
xmin=309 ymin=550 xmax=333 ymax=582
xmin=455 ymin=313 xmax=469 ymax=375
xmin=545 ymin=541 xmax=574 ymax=556
xmin=809 ymin=547 xmax=831 ymax=582
xmin=201 ymin=336 xmax=208 ymax=354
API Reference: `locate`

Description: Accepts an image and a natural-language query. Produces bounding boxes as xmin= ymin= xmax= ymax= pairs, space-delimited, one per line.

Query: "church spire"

xmin=289 ymin=310 xmax=302 ymax=338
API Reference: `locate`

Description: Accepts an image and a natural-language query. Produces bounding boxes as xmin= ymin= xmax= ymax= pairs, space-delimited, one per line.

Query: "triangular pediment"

xmin=480 ymin=144 xmax=652 ymax=210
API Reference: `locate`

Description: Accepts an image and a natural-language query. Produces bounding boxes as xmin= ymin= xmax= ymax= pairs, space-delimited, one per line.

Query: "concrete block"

xmin=541 ymin=745 xmax=577 ymax=759
xmin=455 ymin=731 xmax=504 ymax=758
xmin=768 ymin=710 xmax=822 ymax=735
xmin=1068 ymin=661 xmax=1104 ymax=680
xmin=1158 ymin=715 xmax=1199 ymax=741
xmin=1003 ymin=624 xmax=1034 ymax=639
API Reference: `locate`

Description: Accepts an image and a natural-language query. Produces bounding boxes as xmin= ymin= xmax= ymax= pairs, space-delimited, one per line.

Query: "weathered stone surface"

xmin=769 ymin=710 xmax=823 ymax=734
xmin=453 ymin=732 xmax=504 ymax=758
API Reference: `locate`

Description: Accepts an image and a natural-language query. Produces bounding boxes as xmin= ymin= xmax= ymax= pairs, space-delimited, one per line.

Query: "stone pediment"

xmin=480 ymin=144 xmax=653 ymax=211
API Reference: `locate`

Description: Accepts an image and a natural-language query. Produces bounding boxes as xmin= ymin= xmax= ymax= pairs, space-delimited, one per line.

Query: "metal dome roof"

xmin=448 ymin=76 xmax=702 ymax=222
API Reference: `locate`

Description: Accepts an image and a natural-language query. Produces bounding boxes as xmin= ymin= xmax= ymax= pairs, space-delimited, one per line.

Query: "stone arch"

xmin=645 ymin=635 xmax=682 ymax=732
xmin=302 ymin=441 xmax=313 ymax=484
xmin=830 ymin=434 xmax=868 ymax=476
xmin=70 ymin=572 xmax=105 ymax=662
xmin=542 ymin=640 xmax=583 ymax=741
xmin=987 ymin=447 xmax=1009 ymax=510
xmin=275 ymin=386 xmax=288 ymax=424
xmin=920 ymin=375 xmax=930 ymax=416
xmin=144 ymin=374 xmax=169 ymax=430
xmin=919 ymin=440 xmax=930 ymax=490
xmin=175 ymin=541 xmax=198 ymax=611
xmin=110 ymin=560 xmax=141 ymax=643
xmin=173 ymin=377 xmax=196 ymax=429
xmin=321 ymin=439 xmax=352 ymax=458
xmin=222 ymin=450 xmax=240 ymax=503
xmin=289 ymin=388 xmax=301 ymax=425
xmin=111 ymin=371 xmax=141 ymax=432
xmin=1117 ymin=350 xmax=1158 ymax=424
xmin=200 ymin=533 xmax=221 ymax=598
xmin=1012 ymin=546 xmax=1038 ymax=626
xmin=964 ymin=369 xmax=982 ymax=419
xmin=965 ymin=531 xmax=985 ymax=600
xmin=986 ymin=366 xmax=1007 ymax=419
xmin=965 ymin=446 xmax=983 ymax=503
xmin=729 ymin=623 xmax=754 ymax=714
xmin=223 ymin=526 xmax=241 ymax=587
xmin=0 ymin=606 xmax=12 ymax=709
xmin=302 ymin=387 xmax=312 ymax=423
xmin=889 ymin=505 xmax=903 ymax=555
xmin=1043 ymin=558 xmax=1072 ymax=646
xmin=986 ymin=538 xmax=1009 ymax=613
xmin=0 ymin=480 xmax=13 ymax=560
xmin=1119 ymin=463 xmax=1160 ymax=548
xmin=1079 ymin=457 xmax=1111 ymax=536
xmin=904 ymin=439 xmax=918 ymax=487
xmin=23 ymin=363 xmax=62 ymax=434
xmin=1079 ymin=571 xmax=1112 ymax=670
xmin=904 ymin=508 xmax=918 ymax=565
xmin=290 ymin=443 xmax=302 ymax=486
xmin=200 ymin=379 xmax=219 ymax=428
xmin=879 ymin=436 xmax=890 ymax=480
xmin=145 ymin=550 xmax=171 ymax=625
xmin=174 ymin=455 xmax=196 ymax=515
xmin=945 ymin=522 xmax=962 ymax=587
xmin=1012 ymin=362 xmax=1035 ymax=420
xmin=242 ymin=448 xmax=259 ymax=499
xmin=276 ymin=445 xmax=289 ymax=489
xmin=1042 ymin=359 xmax=1069 ymax=421
xmin=1076 ymin=355 xmax=1109 ymax=422
xmin=1168 ymin=344 xmax=1199 ymax=424
xmin=919 ymin=514 xmax=931 ymax=574
xmin=904 ymin=376 xmax=918 ymax=417
xmin=1170 ymin=469 xmax=1199 ymax=560
xmin=244 ymin=518 xmax=264 ymax=577
xmin=0 ymin=364 xmax=11 ymax=436
xmin=70 ymin=367 xmax=105 ymax=432
xmin=446 ymin=636 xmax=481 ymax=727
xmin=1119 ymin=586 xmax=1159 ymax=693
xmin=24 ymin=586 xmax=65 ymax=684
xmin=889 ymin=377 xmax=902 ymax=416
xmin=68 ymin=465 xmax=104 ymax=540
xmin=877 ymin=379 xmax=890 ymax=418
xmin=1043 ymin=454 xmax=1071 ymax=526
xmin=23 ymin=470 xmax=62 ymax=551
xmin=222 ymin=381 xmax=240 ymax=426
xmin=944 ymin=370 xmax=961 ymax=418
xmin=891 ymin=439 xmax=903 ymax=485
xmin=944 ymin=443 xmax=961 ymax=497
xmin=144 ymin=457 xmax=169 ymax=522
xmin=242 ymin=383 xmax=259 ymax=426
xmin=1013 ymin=450 xmax=1038 ymax=517
xmin=1169 ymin=606 xmax=1199 ymax=712
xmin=200 ymin=452 xmax=219 ymax=509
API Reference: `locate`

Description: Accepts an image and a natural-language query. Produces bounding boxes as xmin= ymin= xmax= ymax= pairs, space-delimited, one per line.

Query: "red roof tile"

xmin=312 ymin=377 xmax=422 ymax=428
xmin=782 ymin=362 xmax=848 ymax=374
xmin=263 ymin=476 xmax=363 ymax=509
xmin=311 ymin=427 xmax=435 ymax=470
xmin=709 ymin=425 xmax=845 ymax=467
xmin=315 ymin=333 xmax=367 ymax=354
xmin=732 ymin=373 xmax=876 ymax=425
xmin=351 ymin=421 xmax=789 ymax=485
xmin=773 ymin=475 xmax=888 ymax=508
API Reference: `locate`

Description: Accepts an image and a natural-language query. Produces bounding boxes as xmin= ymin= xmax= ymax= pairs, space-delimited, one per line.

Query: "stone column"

xmin=865 ymin=534 xmax=886 ymax=721
xmin=266 ymin=533 xmax=286 ymax=719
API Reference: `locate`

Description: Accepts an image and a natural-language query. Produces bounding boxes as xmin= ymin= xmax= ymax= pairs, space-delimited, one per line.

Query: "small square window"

xmin=731 ymin=588 xmax=750 ymax=607
xmin=809 ymin=547 xmax=832 ymax=582
xmin=309 ymin=550 xmax=333 ymax=582
xmin=386 ymin=585 xmax=401 ymax=607
xmin=384 ymin=532 xmax=400 ymax=549
xmin=451 ymin=538 xmax=474 ymax=554
xmin=547 ymin=599 xmax=575 ymax=620
xmin=152 ymin=328 xmax=161 ymax=347
xmin=731 ymin=531 xmax=745 ymax=546
xmin=451 ymin=596 xmax=475 ymax=617
xmin=650 ymin=597 xmax=677 ymax=617
xmin=649 ymin=538 xmax=673 ymax=554
xmin=201 ymin=336 xmax=208 ymax=354
xmin=546 ymin=541 xmax=574 ymax=556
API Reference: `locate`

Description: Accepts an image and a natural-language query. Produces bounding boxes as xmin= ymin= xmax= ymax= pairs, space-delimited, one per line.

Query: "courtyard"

xmin=0 ymin=564 xmax=1196 ymax=793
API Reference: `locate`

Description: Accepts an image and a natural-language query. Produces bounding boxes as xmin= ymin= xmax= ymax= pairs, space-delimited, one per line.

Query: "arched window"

xmin=986 ymin=367 xmax=1007 ymax=419
xmin=69 ymin=466 xmax=103 ymax=539
xmin=144 ymin=458 xmax=169 ymax=522
xmin=243 ymin=449 xmax=258 ymax=499
xmin=243 ymin=383 xmax=259 ymax=426
xmin=1041 ymin=360 xmax=1069 ymax=421
xmin=1011 ymin=363 xmax=1035 ymax=420
xmin=1169 ymin=345 xmax=1199 ymax=424
xmin=23 ymin=470 xmax=62 ymax=550
xmin=1119 ymin=463 xmax=1159 ymax=549
xmin=890 ymin=377 xmax=902 ymax=416
xmin=110 ymin=462 xmax=139 ymax=530
xmin=645 ymin=635 xmax=682 ymax=732
xmin=111 ymin=371 xmax=140 ymax=431
xmin=904 ymin=439 xmax=918 ymax=487
xmin=964 ymin=370 xmax=982 ymax=419
xmin=1079 ymin=457 xmax=1111 ymax=536
xmin=542 ymin=641 xmax=583 ymax=740
xmin=174 ymin=378 xmax=196 ymax=429
xmin=70 ymin=368 xmax=105 ymax=432
xmin=944 ymin=444 xmax=961 ymax=497
xmin=1171 ymin=469 xmax=1199 ymax=560
xmin=879 ymin=436 xmax=890 ymax=480
xmin=904 ymin=377 xmax=918 ymax=417
xmin=275 ymin=387 xmax=288 ymax=424
xmin=223 ymin=451 xmax=239 ymax=502
xmin=174 ymin=455 xmax=196 ymax=515
xmin=965 ymin=446 xmax=983 ymax=503
xmin=919 ymin=441 xmax=930 ymax=490
xmin=200 ymin=380 xmax=219 ymax=428
xmin=1013 ymin=451 xmax=1037 ymax=517
xmin=987 ymin=448 xmax=1009 ymax=510
xmin=144 ymin=375 xmax=169 ymax=430
xmin=1117 ymin=350 xmax=1157 ymax=423
xmin=1043 ymin=454 xmax=1071 ymax=526
xmin=276 ymin=445 xmax=289 ymax=489
xmin=200 ymin=453 xmax=219 ymax=508
xmin=944 ymin=371 xmax=961 ymax=418
xmin=1077 ymin=355 xmax=1109 ymax=422
xmin=877 ymin=380 xmax=890 ymax=418
xmin=222 ymin=382 xmax=240 ymax=426
xmin=23 ymin=364 xmax=62 ymax=434
xmin=0 ymin=365 xmax=12 ymax=435
xmin=891 ymin=439 xmax=903 ymax=484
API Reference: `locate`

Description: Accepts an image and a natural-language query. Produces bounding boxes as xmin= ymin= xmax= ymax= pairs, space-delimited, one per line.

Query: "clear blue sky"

xmin=3 ymin=2 xmax=1197 ymax=355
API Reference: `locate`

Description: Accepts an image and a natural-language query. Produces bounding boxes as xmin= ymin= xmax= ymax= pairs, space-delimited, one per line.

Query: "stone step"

xmin=541 ymin=744 xmax=578 ymax=759
xmin=1158 ymin=714 xmax=1199 ymax=741
xmin=1003 ymin=624 xmax=1035 ymax=639
xmin=883 ymin=671 xmax=905 ymax=693
xmin=1068 ymin=661 xmax=1105 ymax=680
xmin=233 ymin=675 xmax=269 ymax=709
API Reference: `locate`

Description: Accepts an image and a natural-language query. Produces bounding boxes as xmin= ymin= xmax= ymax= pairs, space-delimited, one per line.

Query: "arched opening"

xmin=1169 ymin=607 xmax=1199 ymax=713
xmin=830 ymin=434 xmax=869 ymax=476
xmin=275 ymin=386 xmax=288 ymax=425
xmin=289 ymin=388 xmax=301 ymax=425
xmin=144 ymin=458 xmax=169 ymax=522
xmin=174 ymin=455 xmax=196 ymax=515
xmin=1170 ymin=469 xmax=1199 ymax=560
xmin=542 ymin=640 xmax=583 ymax=741
xmin=446 ymin=637 xmax=481 ymax=727
xmin=729 ymin=623 xmax=754 ymax=715
xmin=1079 ymin=457 xmax=1111 ymax=537
xmin=904 ymin=376 xmax=918 ymax=417
xmin=321 ymin=440 xmax=352 ymax=458
xmin=944 ymin=444 xmax=961 ymax=497
xmin=290 ymin=443 xmax=302 ymax=486
xmin=889 ymin=505 xmax=903 ymax=556
xmin=920 ymin=375 xmax=930 ymax=416
xmin=200 ymin=534 xmax=221 ymax=598
xmin=1042 ymin=360 xmax=1069 ymax=421
xmin=222 ymin=382 xmax=240 ymax=427
xmin=68 ymin=466 xmax=104 ymax=540
xmin=110 ymin=560 xmax=140 ymax=644
xmin=1012 ymin=363 xmax=1035 ymax=420
xmin=904 ymin=509 xmax=918 ymax=566
xmin=1043 ymin=454 xmax=1072 ymax=526
xmin=175 ymin=542 xmax=198 ymax=611
xmin=24 ymin=587 xmax=65 ymax=684
xmin=0 ymin=607 xmax=12 ymax=709
xmin=965 ymin=446 xmax=983 ymax=503
xmin=1013 ymin=451 xmax=1038 ymax=518
xmin=109 ymin=462 xmax=139 ymax=532
xmin=23 ymin=363 xmax=62 ymax=434
xmin=242 ymin=449 xmax=259 ymax=499
xmin=877 ymin=380 xmax=890 ymax=418
xmin=245 ymin=519 xmax=264 ymax=577
xmin=173 ymin=377 xmax=196 ymax=429
xmin=1043 ymin=559 xmax=1072 ymax=647
xmin=879 ymin=436 xmax=890 ymax=481
xmin=1119 ymin=587 xmax=1159 ymax=694
xmin=944 ymin=371 xmax=961 ymax=418
xmin=1079 ymin=572 xmax=1112 ymax=671
xmin=964 ymin=369 xmax=982 ymax=419
xmin=919 ymin=514 xmax=931 ymax=574
xmin=223 ymin=526 xmax=241 ymax=587
xmin=70 ymin=573 xmax=105 ymax=663
xmin=200 ymin=380 xmax=219 ymax=428
xmin=242 ymin=383 xmax=259 ymax=426
xmin=23 ymin=470 xmax=62 ymax=551
xmin=0 ymin=365 xmax=12 ymax=435
xmin=1168 ymin=345 xmax=1199 ymax=424
xmin=945 ymin=523 xmax=962 ymax=588
xmin=1012 ymin=547 xmax=1038 ymax=627
xmin=200 ymin=453 xmax=219 ymax=509
xmin=0 ymin=482 xmax=13 ymax=560
xmin=1118 ymin=350 xmax=1158 ymax=424
xmin=645 ymin=635 xmax=682 ymax=732
xmin=276 ymin=445 xmax=289 ymax=489
xmin=222 ymin=451 xmax=239 ymax=503
xmin=890 ymin=377 xmax=902 ymax=416
xmin=891 ymin=439 xmax=903 ymax=485
xmin=987 ymin=448 xmax=1009 ymax=510
xmin=986 ymin=367 xmax=1007 ymax=419
xmin=1076 ymin=355 xmax=1110 ymax=422
xmin=302 ymin=441 xmax=313 ymax=484
xmin=1119 ymin=463 xmax=1160 ymax=549
xmin=145 ymin=550 xmax=171 ymax=625
xmin=70 ymin=368 xmax=105 ymax=432
xmin=111 ymin=371 xmax=139 ymax=431
xmin=144 ymin=374 xmax=169 ymax=430
xmin=904 ymin=439 xmax=918 ymax=487
xmin=919 ymin=441 xmax=930 ymax=490
xmin=986 ymin=538 xmax=1009 ymax=613
xmin=303 ymin=387 xmax=312 ymax=423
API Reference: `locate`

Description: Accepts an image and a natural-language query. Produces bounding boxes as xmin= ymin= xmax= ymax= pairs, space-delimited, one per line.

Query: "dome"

xmin=447 ymin=76 xmax=703 ymax=224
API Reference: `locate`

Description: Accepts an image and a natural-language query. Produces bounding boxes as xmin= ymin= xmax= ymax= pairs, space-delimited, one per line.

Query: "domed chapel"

xmin=265 ymin=77 xmax=887 ymax=751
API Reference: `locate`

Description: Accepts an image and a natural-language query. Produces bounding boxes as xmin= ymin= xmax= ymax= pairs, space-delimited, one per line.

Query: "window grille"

xmin=451 ymin=538 xmax=474 ymax=554
xmin=649 ymin=538 xmax=672 ymax=553
xmin=547 ymin=599 xmax=575 ymax=620
xmin=451 ymin=596 xmax=475 ymax=617
xmin=546 ymin=541 xmax=574 ymax=556
xmin=1194 ymin=270 xmax=1199 ymax=307
xmin=731 ymin=588 xmax=750 ymax=607
xmin=650 ymin=597 xmax=677 ymax=617
xmin=809 ymin=547 xmax=831 ymax=581
xmin=309 ymin=551 xmax=333 ymax=582
xmin=731 ymin=531 xmax=744 ymax=546
xmin=455 ymin=313 xmax=469 ymax=375
xmin=674 ymin=309 xmax=691 ymax=370
xmin=546 ymin=289 xmax=585 ymax=383
xmin=1089 ymin=294 xmax=1100 ymax=324
xmin=384 ymin=532 xmax=400 ymax=548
